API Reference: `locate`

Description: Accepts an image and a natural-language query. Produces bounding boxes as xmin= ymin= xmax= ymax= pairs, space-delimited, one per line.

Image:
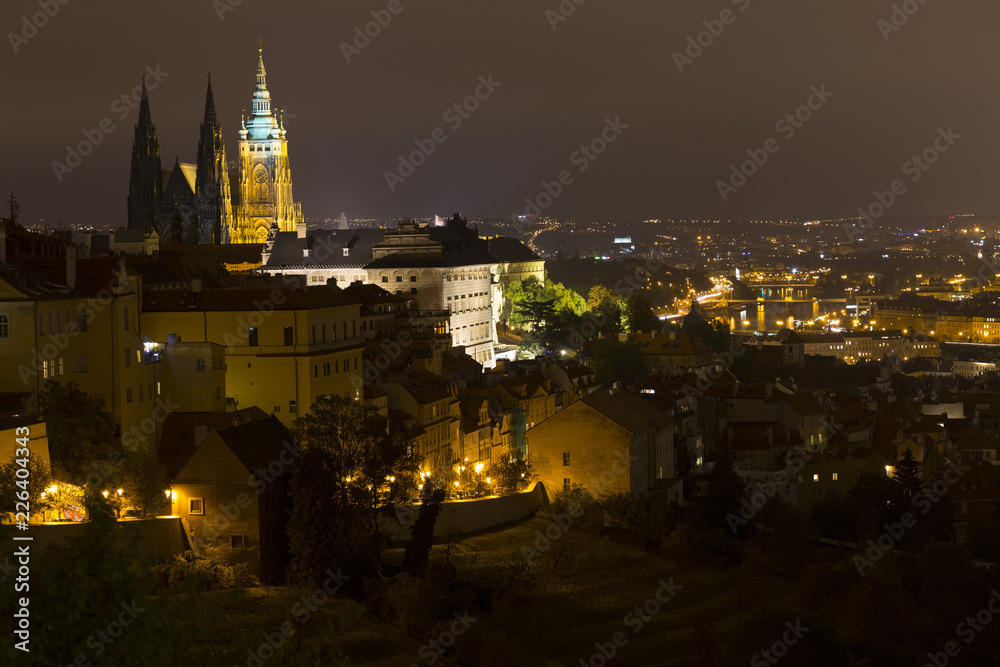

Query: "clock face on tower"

xmin=255 ymin=169 xmax=269 ymax=184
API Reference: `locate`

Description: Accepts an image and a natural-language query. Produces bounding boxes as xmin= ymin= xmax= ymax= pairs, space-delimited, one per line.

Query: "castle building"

xmin=126 ymin=47 xmax=301 ymax=246
xmin=258 ymin=215 xmax=542 ymax=368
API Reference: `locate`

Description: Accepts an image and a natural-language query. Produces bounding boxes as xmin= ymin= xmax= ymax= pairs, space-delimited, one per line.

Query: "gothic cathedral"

xmin=126 ymin=46 xmax=302 ymax=245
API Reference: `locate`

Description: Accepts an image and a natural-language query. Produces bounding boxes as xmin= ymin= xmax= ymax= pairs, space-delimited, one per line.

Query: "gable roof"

xmin=159 ymin=407 xmax=269 ymax=475
xmin=581 ymin=390 xmax=651 ymax=433
xmin=213 ymin=414 xmax=298 ymax=475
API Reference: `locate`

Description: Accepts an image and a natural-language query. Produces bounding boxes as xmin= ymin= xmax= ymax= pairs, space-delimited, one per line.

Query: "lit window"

xmin=813 ymin=474 xmax=819 ymax=482
xmin=832 ymin=473 xmax=839 ymax=481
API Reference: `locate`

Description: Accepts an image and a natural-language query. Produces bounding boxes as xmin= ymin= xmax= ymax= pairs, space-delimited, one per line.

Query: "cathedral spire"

xmin=203 ymin=73 xmax=219 ymax=126
xmin=246 ymin=43 xmax=280 ymax=139
xmin=138 ymin=74 xmax=153 ymax=130
xmin=197 ymin=73 xmax=233 ymax=245
xmin=128 ymin=73 xmax=162 ymax=233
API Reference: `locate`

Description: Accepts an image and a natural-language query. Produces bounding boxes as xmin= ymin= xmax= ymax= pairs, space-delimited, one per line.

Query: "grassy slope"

xmin=174 ymin=515 xmax=832 ymax=666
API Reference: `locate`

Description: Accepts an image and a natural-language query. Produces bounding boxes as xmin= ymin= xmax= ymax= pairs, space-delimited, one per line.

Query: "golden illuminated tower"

xmin=235 ymin=45 xmax=302 ymax=243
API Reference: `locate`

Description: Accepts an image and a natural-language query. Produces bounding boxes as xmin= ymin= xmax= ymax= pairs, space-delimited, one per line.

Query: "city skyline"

xmin=3 ymin=1 xmax=999 ymax=230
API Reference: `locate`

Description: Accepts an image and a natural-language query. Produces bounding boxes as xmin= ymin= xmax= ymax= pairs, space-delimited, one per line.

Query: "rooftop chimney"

xmin=296 ymin=220 xmax=307 ymax=239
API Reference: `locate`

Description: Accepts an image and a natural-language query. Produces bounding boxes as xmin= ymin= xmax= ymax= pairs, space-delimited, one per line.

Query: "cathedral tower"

xmin=127 ymin=77 xmax=163 ymax=233
xmin=196 ymin=75 xmax=234 ymax=244
xmin=236 ymin=46 xmax=302 ymax=243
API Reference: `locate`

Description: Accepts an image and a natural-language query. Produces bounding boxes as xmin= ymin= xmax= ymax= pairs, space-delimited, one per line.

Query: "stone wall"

xmin=0 ymin=516 xmax=187 ymax=562
xmin=381 ymin=481 xmax=548 ymax=542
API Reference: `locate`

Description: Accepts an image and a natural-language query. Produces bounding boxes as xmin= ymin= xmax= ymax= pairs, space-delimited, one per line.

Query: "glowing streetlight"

xmin=102 ymin=491 xmax=109 ymax=498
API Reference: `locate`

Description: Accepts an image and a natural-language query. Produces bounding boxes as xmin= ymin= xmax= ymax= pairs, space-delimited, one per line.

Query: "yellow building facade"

xmin=140 ymin=285 xmax=363 ymax=425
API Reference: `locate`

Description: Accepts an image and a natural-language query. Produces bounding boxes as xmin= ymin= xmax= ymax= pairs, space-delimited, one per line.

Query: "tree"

xmin=589 ymin=338 xmax=647 ymax=386
xmin=544 ymin=279 xmax=585 ymax=317
xmin=116 ymin=447 xmax=170 ymax=517
xmin=586 ymin=285 xmax=619 ymax=312
xmin=681 ymin=303 xmax=732 ymax=353
xmin=704 ymin=449 xmax=746 ymax=533
xmin=847 ymin=471 xmax=895 ymax=537
xmin=0 ymin=455 xmax=53 ymax=522
xmin=288 ymin=395 xmax=418 ymax=585
xmin=811 ymin=490 xmax=857 ymax=543
xmin=401 ymin=484 xmax=445 ymax=576
xmin=506 ymin=276 xmax=545 ymax=329
xmin=38 ymin=380 xmax=116 ymax=483
xmin=492 ymin=447 xmax=535 ymax=495
xmin=919 ymin=448 xmax=956 ymax=544
xmin=892 ymin=449 xmax=922 ymax=500
xmin=621 ymin=294 xmax=659 ymax=333
xmin=517 ymin=298 xmax=559 ymax=355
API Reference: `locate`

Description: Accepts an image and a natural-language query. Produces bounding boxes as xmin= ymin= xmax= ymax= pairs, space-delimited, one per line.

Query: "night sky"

xmin=2 ymin=0 xmax=998 ymax=229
